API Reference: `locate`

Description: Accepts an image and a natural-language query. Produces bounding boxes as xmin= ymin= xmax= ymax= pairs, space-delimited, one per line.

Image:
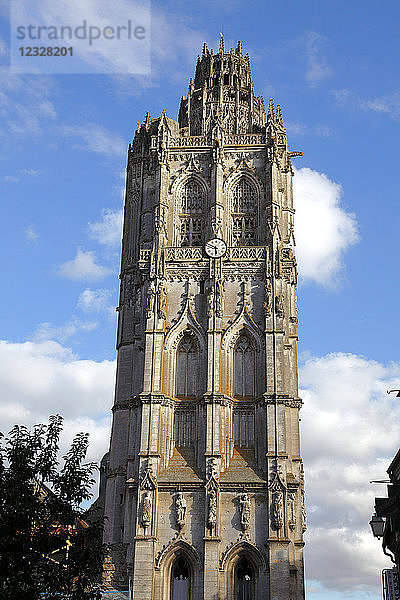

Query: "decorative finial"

xmin=276 ymin=104 xmax=283 ymax=124
xmin=162 ymin=108 xmax=166 ymax=116
xmin=137 ymin=119 xmax=140 ymax=132
xmin=268 ymin=98 xmax=274 ymax=117
xmin=236 ymin=40 xmax=242 ymax=56
xmin=219 ymin=33 xmax=224 ymax=54
xmin=145 ymin=112 xmax=150 ymax=126
xmin=202 ymin=42 xmax=208 ymax=55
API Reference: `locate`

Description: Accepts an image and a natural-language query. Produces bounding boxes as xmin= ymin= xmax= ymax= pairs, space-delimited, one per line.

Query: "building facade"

xmin=103 ymin=37 xmax=306 ymax=600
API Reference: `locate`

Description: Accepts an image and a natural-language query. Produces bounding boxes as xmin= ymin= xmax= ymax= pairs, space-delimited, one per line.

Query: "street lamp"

xmin=370 ymin=514 xmax=385 ymax=538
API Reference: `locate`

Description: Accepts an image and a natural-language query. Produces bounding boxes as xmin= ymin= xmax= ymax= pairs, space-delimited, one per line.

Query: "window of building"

xmin=174 ymin=410 xmax=195 ymax=447
xmin=235 ymin=557 xmax=254 ymax=600
xmin=171 ymin=556 xmax=190 ymax=600
xmin=179 ymin=179 xmax=206 ymax=246
xmin=176 ymin=335 xmax=199 ymax=398
xmin=231 ymin=177 xmax=257 ymax=246
xmin=233 ymin=410 xmax=254 ymax=448
xmin=233 ymin=334 xmax=255 ymax=398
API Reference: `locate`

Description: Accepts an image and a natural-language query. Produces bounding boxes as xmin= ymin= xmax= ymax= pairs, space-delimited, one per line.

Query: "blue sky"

xmin=1 ymin=1 xmax=400 ymax=597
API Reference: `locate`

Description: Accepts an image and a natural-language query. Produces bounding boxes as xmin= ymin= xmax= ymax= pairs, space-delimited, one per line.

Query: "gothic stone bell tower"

xmin=102 ymin=37 xmax=306 ymax=600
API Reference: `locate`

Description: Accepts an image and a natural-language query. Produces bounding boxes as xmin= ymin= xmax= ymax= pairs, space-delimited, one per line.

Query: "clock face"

xmin=205 ymin=238 xmax=227 ymax=258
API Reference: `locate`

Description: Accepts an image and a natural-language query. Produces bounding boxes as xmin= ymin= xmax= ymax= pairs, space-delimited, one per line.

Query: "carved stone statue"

xmin=272 ymin=488 xmax=283 ymax=530
xmin=301 ymin=489 xmax=307 ymax=532
xmin=141 ymin=491 xmax=152 ymax=528
xmin=215 ymin=279 xmax=224 ymax=318
xmin=239 ymin=492 xmax=251 ymax=531
xmin=146 ymin=280 xmax=156 ymax=318
xmin=175 ymin=492 xmax=187 ymax=530
xmin=288 ymin=491 xmax=296 ymax=531
xmin=158 ymin=280 xmax=167 ymax=320
xmin=264 ymin=281 xmax=272 ymax=315
xmin=208 ymin=489 xmax=217 ymax=528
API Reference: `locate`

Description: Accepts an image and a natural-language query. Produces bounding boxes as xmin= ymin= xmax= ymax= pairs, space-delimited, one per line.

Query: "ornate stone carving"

xmin=264 ymin=280 xmax=272 ymax=315
xmin=239 ymin=492 xmax=251 ymax=531
xmin=158 ymin=280 xmax=167 ymax=320
xmin=215 ymin=279 xmax=224 ymax=318
xmin=301 ymin=489 xmax=307 ymax=532
xmin=175 ymin=492 xmax=187 ymax=530
xmin=224 ymin=134 xmax=265 ymax=146
xmin=227 ymin=246 xmax=266 ymax=261
xmin=146 ymin=280 xmax=156 ymax=318
xmin=165 ymin=247 xmax=204 ymax=261
xmin=206 ymin=457 xmax=219 ymax=481
xmin=288 ymin=491 xmax=296 ymax=531
xmin=141 ymin=491 xmax=152 ymax=528
xmin=208 ymin=488 xmax=217 ymax=528
xmin=139 ymin=248 xmax=151 ymax=262
xmin=271 ymin=488 xmax=284 ymax=530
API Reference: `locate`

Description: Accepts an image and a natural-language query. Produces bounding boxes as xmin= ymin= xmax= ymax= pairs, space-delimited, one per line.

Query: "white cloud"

xmin=78 ymin=288 xmax=115 ymax=318
xmin=0 ymin=340 xmax=115 ymax=465
xmin=301 ymin=352 xmax=400 ymax=594
xmin=4 ymin=168 xmax=40 ymax=183
xmin=58 ymin=247 xmax=111 ymax=281
xmin=24 ymin=224 xmax=39 ymax=242
xmin=88 ymin=208 xmax=123 ymax=246
xmin=32 ymin=319 xmax=98 ymax=344
xmin=19 ymin=168 xmax=40 ymax=177
xmin=293 ymin=167 xmax=359 ymax=286
xmin=0 ymin=74 xmax=56 ymax=146
xmin=304 ymin=31 xmax=332 ymax=87
xmin=333 ymin=88 xmax=400 ymax=123
xmin=60 ymin=123 xmax=126 ymax=158
xmin=286 ymin=122 xmax=335 ymax=138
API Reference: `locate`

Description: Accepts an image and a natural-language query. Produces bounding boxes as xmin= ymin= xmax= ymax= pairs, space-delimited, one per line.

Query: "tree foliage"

xmin=0 ymin=415 xmax=103 ymax=600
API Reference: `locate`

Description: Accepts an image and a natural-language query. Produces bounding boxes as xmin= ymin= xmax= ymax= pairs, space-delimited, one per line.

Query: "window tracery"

xmin=231 ymin=177 xmax=257 ymax=246
xmin=176 ymin=334 xmax=199 ymax=398
xmin=179 ymin=179 xmax=206 ymax=246
xmin=233 ymin=333 xmax=255 ymax=398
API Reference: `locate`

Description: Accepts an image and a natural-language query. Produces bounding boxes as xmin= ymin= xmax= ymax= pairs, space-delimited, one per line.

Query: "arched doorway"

xmin=235 ymin=557 xmax=254 ymax=600
xmin=171 ymin=555 xmax=190 ymax=600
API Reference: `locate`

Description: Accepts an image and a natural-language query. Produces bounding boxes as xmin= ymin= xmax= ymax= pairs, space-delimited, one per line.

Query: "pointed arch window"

xmin=171 ymin=556 xmax=190 ymax=600
xmin=235 ymin=557 xmax=254 ymax=600
xmin=179 ymin=179 xmax=206 ymax=246
xmin=176 ymin=334 xmax=199 ymax=398
xmin=233 ymin=334 xmax=255 ymax=398
xmin=231 ymin=177 xmax=257 ymax=246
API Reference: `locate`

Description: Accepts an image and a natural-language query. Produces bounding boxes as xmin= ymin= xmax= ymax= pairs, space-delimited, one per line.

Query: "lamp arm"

xmin=382 ymin=542 xmax=396 ymax=565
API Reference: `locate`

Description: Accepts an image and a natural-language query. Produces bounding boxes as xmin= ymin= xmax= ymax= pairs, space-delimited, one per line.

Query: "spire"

xmin=181 ymin=39 xmax=265 ymax=135
xmin=268 ymin=98 xmax=274 ymax=118
xmin=276 ymin=104 xmax=283 ymax=124
xmin=219 ymin=33 xmax=224 ymax=54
